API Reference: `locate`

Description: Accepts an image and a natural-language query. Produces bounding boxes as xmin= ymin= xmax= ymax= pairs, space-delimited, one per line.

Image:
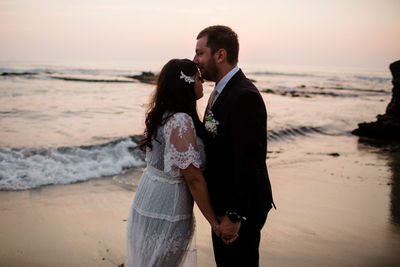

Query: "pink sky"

xmin=0 ymin=0 xmax=399 ymax=68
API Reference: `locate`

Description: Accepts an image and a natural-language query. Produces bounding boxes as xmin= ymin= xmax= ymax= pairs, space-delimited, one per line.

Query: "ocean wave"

xmin=249 ymin=71 xmax=315 ymax=77
xmin=325 ymin=86 xmax=389 ymax=94
xmin=50 ymin=76 xmax=137 ymax=83
xmin=0 ymin=137 xmax=145 ymax=191
xmin=0 ymin=124 xmax=327 ymax=190
xmin=261 ymin=85 xmax=389 ymax=98
xmin=0 ymin=109 xmax=36 ymax=118
xmin=267 ymin=126 xmax=327 ymax=141
xmin=0 ymin=67 xmax=147 ymax=84
xmin=355 ymin=75 xmax=391 ymax=82
xmin=261 ymin=88 xmax=359 ymax=98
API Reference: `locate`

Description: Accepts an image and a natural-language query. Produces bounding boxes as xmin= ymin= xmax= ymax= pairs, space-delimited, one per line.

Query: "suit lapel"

xmin=211 ymin=69 xmax=244 ymax=112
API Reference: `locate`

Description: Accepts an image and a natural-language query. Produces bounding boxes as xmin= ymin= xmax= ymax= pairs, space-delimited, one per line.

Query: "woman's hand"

xmin=218 ymin=215 xmax=241 ymax=244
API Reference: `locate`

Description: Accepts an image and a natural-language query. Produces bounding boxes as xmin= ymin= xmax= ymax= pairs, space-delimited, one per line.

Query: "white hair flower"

xmin=180 ymin=71 xmax=195 ymax=84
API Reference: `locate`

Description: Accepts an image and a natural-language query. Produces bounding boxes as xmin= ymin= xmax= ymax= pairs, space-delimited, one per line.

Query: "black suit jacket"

xmin=203 ymin=69 xmax=274 ymax=220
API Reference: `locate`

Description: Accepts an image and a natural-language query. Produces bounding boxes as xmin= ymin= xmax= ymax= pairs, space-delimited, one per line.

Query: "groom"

xmin=194 ymin=25 xmax=275 ymax=266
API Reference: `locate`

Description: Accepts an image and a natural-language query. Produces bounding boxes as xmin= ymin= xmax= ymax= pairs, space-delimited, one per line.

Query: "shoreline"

xmin=1 ymin=134 xmax=400 ymax=266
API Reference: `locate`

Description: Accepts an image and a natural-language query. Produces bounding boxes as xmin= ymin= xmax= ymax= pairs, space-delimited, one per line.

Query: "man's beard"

xmin=201 ymin=58 xmax=218 ymax=82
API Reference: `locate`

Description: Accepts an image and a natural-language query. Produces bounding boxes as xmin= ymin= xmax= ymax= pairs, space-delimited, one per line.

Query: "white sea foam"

xmin=0 ymin=138 xmax=145 ymax=190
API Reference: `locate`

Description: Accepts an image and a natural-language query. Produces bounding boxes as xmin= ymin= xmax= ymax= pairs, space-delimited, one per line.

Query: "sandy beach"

xmin=1 ymin=133 xmax=400 ymax=267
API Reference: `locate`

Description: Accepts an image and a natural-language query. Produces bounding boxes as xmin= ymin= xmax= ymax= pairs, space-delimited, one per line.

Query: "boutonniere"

xmin=204 ymin=109 xmax=219 ymax=136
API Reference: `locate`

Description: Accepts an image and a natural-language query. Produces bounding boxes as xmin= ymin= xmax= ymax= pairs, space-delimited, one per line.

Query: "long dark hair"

xmin=140 ymin=59 xmax=205 ymax=151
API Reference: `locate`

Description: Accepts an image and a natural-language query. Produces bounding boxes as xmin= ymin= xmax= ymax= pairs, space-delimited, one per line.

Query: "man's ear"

xmin=215 ymin=49 xmax=227 ymax=64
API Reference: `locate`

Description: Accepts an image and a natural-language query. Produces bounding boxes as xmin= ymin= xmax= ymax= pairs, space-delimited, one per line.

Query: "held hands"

xmin=212 ymin=215 xmax=241 ymax=244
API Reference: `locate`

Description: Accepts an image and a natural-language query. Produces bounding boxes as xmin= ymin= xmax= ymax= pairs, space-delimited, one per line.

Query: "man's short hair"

xmin=197 ymin=25 xmax=239 ymax=65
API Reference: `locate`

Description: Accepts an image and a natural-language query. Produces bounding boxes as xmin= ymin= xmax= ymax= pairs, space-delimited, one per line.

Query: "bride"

xmin=126 ymin=59 xmax=221 ymax=266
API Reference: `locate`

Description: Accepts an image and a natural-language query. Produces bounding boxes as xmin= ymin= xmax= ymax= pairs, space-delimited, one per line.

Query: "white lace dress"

xmin=126 ymin=112 xmax=206 ymax=267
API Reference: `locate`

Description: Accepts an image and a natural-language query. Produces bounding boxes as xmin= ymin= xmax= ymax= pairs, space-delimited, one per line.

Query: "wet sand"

xmin=1 ymin=134 xmax=400 ymax=266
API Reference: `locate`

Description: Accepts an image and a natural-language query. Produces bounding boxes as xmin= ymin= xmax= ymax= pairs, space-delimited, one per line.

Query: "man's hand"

xmin=218 ymin=215 xmax=241 ymax=244
xmin=212 ymin=222 xmax=222 ymax=238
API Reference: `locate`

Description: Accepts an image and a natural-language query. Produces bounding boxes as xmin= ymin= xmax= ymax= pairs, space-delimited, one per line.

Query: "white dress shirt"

xmin=210 ymin=65 xmax=240 ymax=107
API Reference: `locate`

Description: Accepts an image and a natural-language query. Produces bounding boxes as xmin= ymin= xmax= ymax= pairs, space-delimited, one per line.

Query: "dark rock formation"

xmin=1 ymin=72 xmax=38 ymax=76
xmin=125 ymin=71 xmax=157 ymax=84
xmin=260 ymin=88 xmax=338 ymax=98
xmin=386 ymin=61 xmax=400 ymax=115
xmin=352 ymin=60 xmax=400 ymax=140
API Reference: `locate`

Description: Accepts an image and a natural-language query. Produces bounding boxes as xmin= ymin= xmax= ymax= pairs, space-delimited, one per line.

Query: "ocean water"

xmin=0 ymin=61 xmax=393 ymax=190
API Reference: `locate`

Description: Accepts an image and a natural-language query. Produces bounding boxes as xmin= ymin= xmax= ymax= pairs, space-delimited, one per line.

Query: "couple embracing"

xmin=126 ymin=25 xmax=275 ymax=267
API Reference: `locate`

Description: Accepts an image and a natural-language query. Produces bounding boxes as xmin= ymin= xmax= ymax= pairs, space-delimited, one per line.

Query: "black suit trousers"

xmin=211 ymin=211 xmax=268 ymax=267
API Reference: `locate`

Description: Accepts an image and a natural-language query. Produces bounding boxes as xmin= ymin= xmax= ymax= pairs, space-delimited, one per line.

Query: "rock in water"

xmin=125 ymin=71 xmax=157 ymax=84
xmin=352 ymin=60 xmax=400 ymax=140
xmin=386 ymin=61 xmax=400 ymax=116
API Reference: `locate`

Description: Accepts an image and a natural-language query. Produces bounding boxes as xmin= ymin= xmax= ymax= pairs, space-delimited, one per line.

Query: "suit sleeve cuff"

xmin=225 ymin=211 xmax=247 ymax=221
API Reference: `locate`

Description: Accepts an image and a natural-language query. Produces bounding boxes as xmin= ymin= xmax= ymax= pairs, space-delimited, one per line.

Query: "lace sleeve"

xmin=163 ymin=113 xmax=202 ymax=173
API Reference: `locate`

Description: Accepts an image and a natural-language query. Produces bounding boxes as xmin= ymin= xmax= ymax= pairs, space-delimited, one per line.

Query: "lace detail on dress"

xmin=127 ymin=204 xmax=195 ymax=267
xmin=167 ymin=143 xmax=201 ymax=170
xmin=164 ymin=113 xmax=202 ymax=175
xmin=140 ymin=230 xmax=191 ymax=256
xmin=132 ymin=205 xmax=192 ymax=222
xmin=147 ymin=172 xmax=185 ymax=184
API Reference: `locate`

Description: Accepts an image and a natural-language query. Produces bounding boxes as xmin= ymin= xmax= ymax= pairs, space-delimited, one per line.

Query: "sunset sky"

xmin=0 ymin=0 xmax=399 ymax=68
